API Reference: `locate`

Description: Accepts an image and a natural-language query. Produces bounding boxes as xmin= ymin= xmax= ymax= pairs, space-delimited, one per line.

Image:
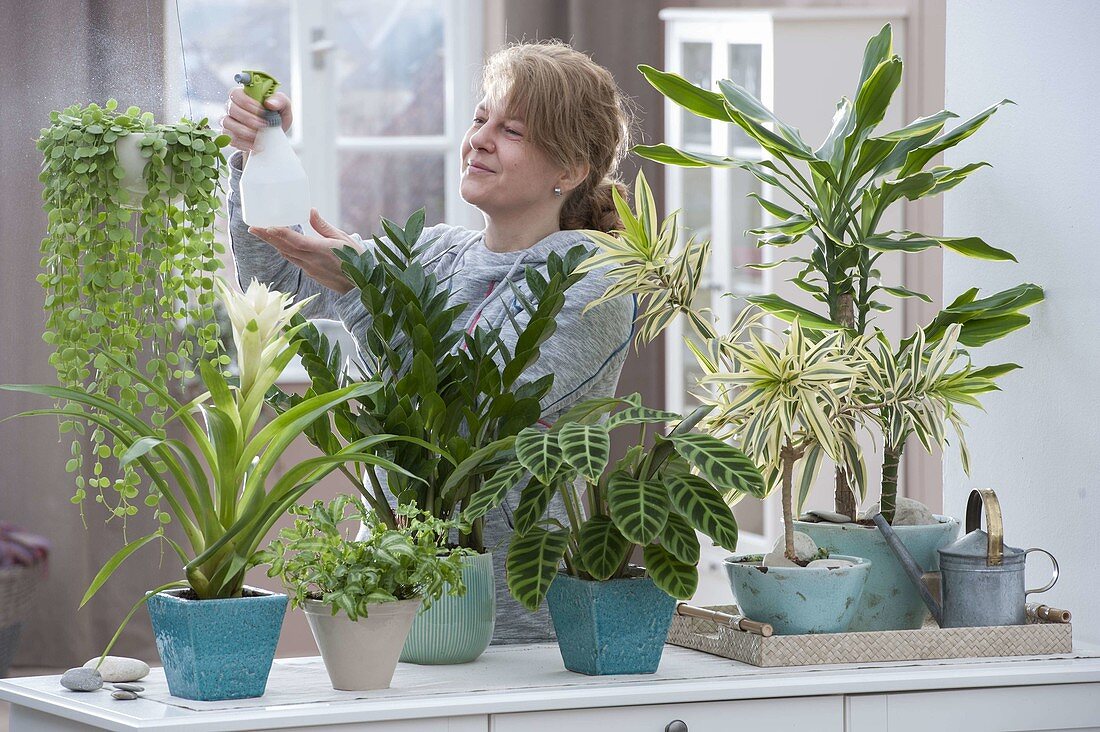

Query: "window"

xmin=166 ymin=0 xmax=484 ymax=379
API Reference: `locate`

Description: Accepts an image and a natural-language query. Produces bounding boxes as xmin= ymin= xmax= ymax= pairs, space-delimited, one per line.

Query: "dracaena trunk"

xmin=880 ymin=444 xmax=903 ymax=525
xmin=832 ymin=290 xmax=857 ymax=520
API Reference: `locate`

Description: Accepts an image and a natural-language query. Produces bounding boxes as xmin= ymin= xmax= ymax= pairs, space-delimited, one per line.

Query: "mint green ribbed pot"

xmin=400 ymin=551 xmax=495 ymax=664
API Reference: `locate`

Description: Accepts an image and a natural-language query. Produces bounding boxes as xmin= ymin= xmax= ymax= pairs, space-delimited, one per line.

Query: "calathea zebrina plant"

xmin=270 ymin=210 xmax=589 ymax=552
xmin=455 ymin=394 xmax=766 ymax=610
xmin=594 ymin=22 xmax=1042 ymax=518
xmin=36 ymin=100 xmax=230 ymax=524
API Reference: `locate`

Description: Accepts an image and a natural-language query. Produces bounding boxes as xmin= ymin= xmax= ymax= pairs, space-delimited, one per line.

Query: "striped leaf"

xmin=667 ymin=432 xmax=767 ymax=499
xmin=557 ymin=423 xmax=611 ymax=481
xmin=644 ymin=543 xmax=697 ymax=600
xmin=513 ymin=479 xmax=554 ymax=535
xmin=606 ymin=404 xmax=681 ymax=430
xmin=660 ymin=512 xmax=701 ymax=565
xmin=576 ymin=515 xmax=630 ymax=581
xmin=607 ymin=472 xmax=670 ymax=545
xmin=505 ymin=528 xmax=570 ymax=611
xmin=463 ymin=463 xmax=526 ymax=521
xmin=667 ymin=474 xmax=739 ymax=552
xmin=514 ymin=427 xmax=563 ymax=484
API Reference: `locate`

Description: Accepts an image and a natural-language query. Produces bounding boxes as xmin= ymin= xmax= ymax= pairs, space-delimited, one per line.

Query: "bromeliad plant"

xmin=271 ymin=210 xmax=589 ymax=552
xmin=624 ymin=22 xmax=1042 ymax=518
xmin=3 ymin=279 xmax=411 ymax=654
xmin=37 ymin=100 xmax=230 ymax=522
xmin=456 ymin=393 xmax=765 ymax=610
xmin=259 ymin=496 xmax=471 ymax=621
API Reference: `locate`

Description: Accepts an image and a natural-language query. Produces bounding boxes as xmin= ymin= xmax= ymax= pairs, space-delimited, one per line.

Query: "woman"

xmin=221 ymin=41 xmax=635 ymax=643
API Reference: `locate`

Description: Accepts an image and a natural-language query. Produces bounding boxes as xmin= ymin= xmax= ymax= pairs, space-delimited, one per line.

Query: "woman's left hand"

xmin=249 ymin=209 xmax=364 ymax=295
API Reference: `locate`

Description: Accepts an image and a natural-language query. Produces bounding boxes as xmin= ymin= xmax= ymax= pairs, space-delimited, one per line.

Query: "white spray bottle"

xmin=235 ymin=70 xmax=311 ymax=227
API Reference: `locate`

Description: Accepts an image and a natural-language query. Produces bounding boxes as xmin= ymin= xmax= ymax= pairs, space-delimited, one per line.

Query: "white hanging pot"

xmin=114 ymin=132 xmax=180 ymax=205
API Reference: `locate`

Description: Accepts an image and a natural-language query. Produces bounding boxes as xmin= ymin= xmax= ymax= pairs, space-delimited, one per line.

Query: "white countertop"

xmin=3 ymin=644 xmax=1100 ymax=731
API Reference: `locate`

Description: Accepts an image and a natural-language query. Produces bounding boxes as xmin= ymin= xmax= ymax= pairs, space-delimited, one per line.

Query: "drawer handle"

xmin=665 ymin=721 xmax=688 ymax=732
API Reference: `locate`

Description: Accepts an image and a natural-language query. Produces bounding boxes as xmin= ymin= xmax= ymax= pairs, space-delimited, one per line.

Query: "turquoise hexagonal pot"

xmin=545 ymin=572 xmax=677 ymax=675
xmin=146 ymin=586 xmax=287 ymax=701
xmin=400 ymin=551 xmax=495 ymax=664
xmin=796 ymin=516 xmax=959 ymax=630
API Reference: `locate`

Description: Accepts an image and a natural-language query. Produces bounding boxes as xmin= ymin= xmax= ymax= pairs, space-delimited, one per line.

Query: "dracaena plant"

xmin=36 ymin=100 xmax=230 ymax=522
xmin=3 ymin=279 xmax=410 ymax=656
xmin=453 ymin=393 xmax=765 ymax=610
xmin=591 ymin=21 xmax=1042 ymax=518
xmin=258 ymin=496 xmax=471 ymax=621
xmin=271 ymin=211 xmax=589 ymax=553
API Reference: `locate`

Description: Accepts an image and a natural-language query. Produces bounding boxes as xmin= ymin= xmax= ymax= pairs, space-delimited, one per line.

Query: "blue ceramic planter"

xmin=400 ymin=551 xmax=495 ymax=665
xmin=545 ymin=572 xmax=676 ymax=675
xmin=796 ymin=517 xmax=959 ymax=630
xmin=724 ymin=554 xmax=871 ymax=635
xmin=147 ymin=586 xmax=287 ymax=701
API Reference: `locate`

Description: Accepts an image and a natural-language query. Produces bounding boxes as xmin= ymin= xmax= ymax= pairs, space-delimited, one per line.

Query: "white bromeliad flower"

xmin=214 ymin=277 xmax=314 ymax=405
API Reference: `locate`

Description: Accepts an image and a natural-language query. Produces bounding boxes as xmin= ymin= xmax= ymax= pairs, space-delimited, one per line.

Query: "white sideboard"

xmin=3 ymin=645 xmax=1100 ymax=732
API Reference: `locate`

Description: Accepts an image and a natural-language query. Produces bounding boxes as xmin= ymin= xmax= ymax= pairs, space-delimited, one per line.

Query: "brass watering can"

xmin=873 ymin=489 xmax=1059 ymax=628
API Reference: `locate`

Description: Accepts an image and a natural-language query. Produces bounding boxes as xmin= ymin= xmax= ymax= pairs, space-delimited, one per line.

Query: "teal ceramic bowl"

xmin=724 ymin=554 xmax=871 ymax=635
xmin=400 ymin=551 xmax=495 ymax=664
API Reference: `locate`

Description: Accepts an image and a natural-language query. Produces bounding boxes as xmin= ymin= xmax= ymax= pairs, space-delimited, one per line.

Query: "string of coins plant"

xmin=36 ymin=100 xmax=230 ymax=527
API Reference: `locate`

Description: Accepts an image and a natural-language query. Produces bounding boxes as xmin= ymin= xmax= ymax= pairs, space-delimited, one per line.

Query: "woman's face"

xmin=459 ymin=97 xmax=571 ymax=217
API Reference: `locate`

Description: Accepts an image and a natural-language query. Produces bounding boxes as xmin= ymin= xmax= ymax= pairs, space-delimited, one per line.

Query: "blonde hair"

xmin=481 ymin=41 xmax=633 ymax=233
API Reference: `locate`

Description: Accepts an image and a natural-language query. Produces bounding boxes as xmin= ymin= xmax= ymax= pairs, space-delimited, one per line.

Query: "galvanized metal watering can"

xmin=873 ymin=489 xmax=1059 ymax=628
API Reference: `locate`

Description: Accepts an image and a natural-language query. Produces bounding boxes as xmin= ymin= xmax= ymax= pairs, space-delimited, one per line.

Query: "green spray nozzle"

xmin=234 ymin=70 xmax=280 ymax=104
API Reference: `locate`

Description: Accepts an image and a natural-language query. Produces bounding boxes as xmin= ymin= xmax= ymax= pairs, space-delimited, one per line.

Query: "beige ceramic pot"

xmin=303 ymin=597 xmax=422 ymax=691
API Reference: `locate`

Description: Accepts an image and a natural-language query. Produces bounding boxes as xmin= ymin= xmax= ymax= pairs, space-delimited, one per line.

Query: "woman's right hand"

xmin=221 ymin=89 xmax=294 ymax=153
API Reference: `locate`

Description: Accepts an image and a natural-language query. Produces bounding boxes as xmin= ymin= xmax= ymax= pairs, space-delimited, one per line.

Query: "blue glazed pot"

xmin=796 ymin=516 xmax=959 ymax=630
xmin=545 ymin=572 xmax=677 ymax=675
xmin=724 ymin=554 xmax=871 ymax=635
xmin=400 ymin=551 xmax=495 ymax=665
xmin=146 ymin=586 xmax=287 ymax=701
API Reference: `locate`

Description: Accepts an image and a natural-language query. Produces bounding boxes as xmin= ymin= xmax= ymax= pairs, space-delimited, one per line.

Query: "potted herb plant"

xmin=36 ymin=100 xmax=230 ymax=522
xmin=586 ymin=23 xmax=1042 ymax=630
xmin=3 ymin=280 xmax=407 ymax=700
xmin=259 ymin=496 xmax=469 ymax=691
xmin=454 ymin=393 xmax=762 ymax=674
xmin=0 ymin=523 xmax=49 ymax=677
xmin=271 ymin=211 xmax=588 ymax=664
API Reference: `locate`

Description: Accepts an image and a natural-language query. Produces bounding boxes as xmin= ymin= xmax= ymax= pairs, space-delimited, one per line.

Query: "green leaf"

xmin=660 ymin=512 xmax=701 ymax=565
xmin=557 ymin=423 xmax=611 ymax=481
xmin=644 ymin=543 xmax=697 ymax=600
xmin=862 ymin=232 xmax=1016 ymax=261
xmin=576 ymin=515 xmax=630 ymax=581
xmin=80 ymin=534 xmax=160 ymax=607
xmin=717 ymin=79 xmax=811 ymax=158
xmin=632 ymin=143 xmax=735 ymax=169
xmin=514 ymin=428 xmax=564 ymax=484
xmin=744 ymin=294 xmax=841 ymax=331
xmin=638 ymin=64 xmax=731 ymax=121
xmin=505 ymin=528 xmax=570 ymax=611
xmin=513 ymin=479 xmax=554 ymax=535
xmin=605 ymin=404 xmax=681 ymax=430
xmin=667 ymin=474 xmax=739 ymax=552
xmin=607 ymin=472 xmax=670 ymax=545
xmin=463 ymin=463 xmax=526 ymax=521
xmin=880 ymin=285 xmax=933 ymax=303
xmin=667 ymin=433 xmax=766 ymax=498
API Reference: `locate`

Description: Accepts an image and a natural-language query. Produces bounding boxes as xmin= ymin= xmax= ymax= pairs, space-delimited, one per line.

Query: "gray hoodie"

xmin=227 ymin=151 xmax=635 ymax=643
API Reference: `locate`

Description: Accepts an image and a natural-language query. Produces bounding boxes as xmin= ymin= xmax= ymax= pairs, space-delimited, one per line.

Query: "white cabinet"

xmin=493 ymin=696 xmax=843 ymax=732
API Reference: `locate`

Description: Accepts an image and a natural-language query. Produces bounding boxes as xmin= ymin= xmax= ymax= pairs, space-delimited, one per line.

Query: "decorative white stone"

xmin=807 ymin=558 xmax=855 ymax=569
xmin=800 ymin=509 xmax=855 ymax=524
xmin=763 ymin=531 xmax=819 ymax=567
xmin=83 ymin=656 xmax=149 ymax=683
xmin=862 ymin=497 xmax=937 ymax=526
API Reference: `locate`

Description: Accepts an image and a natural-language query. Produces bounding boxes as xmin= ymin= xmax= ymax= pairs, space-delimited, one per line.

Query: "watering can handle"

xmin=965 ymin=489 xmax=1005 ymax=566
xmin=1024 ymin=548 xmax=1059 ymax=595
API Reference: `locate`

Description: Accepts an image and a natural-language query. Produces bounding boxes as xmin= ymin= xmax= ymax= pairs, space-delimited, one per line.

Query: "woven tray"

xmin=667 ymin=605 xmax=1073 ymax=667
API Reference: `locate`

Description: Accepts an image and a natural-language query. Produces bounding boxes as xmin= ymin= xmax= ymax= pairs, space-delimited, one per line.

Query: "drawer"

xmin=492 ymin=695 xmax=843 ymax=732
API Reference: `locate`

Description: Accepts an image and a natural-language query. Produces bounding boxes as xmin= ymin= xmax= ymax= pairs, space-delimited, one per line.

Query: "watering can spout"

xmin=872 ymin=513 xmax=944 ymax=626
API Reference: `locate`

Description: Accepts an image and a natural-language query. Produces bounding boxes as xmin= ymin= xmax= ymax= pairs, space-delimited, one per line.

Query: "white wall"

xmin=943 ymin=0 xmax=1100 ymax=644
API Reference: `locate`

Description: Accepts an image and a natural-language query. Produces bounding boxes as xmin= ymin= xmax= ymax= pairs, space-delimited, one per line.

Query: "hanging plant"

xmin=35 ymin=99 xmax=231 ymax=523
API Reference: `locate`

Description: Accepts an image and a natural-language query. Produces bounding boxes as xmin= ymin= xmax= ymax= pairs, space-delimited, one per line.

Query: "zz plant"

xmin=272 ymin=210 xmax=588 ymax=552
xmin=259 ymin=496 xmax=470 ymax=621
xmin=456 ymin=394 xmax=765 ymax=610
xmin=627 ymin=23 xmax=1042 ymax=519
xmin=36 ymin=100 xmax=230 ymax=522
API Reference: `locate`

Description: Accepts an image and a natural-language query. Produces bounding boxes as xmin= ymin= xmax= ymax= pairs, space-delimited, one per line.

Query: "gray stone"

xmin=763 ymin=531 xmax=819 ymax=567
xmin=112 ymin=683 xmax=144 ymax=692
xmin=862 ymin=497 xmax=937 ymax=526
xmin=83 ymin=656 xmax=149 ymax=682
xmin=60 ymin=668 xmax=102 ymax=692
xmin=800 ymin=509 xmax=855 ymax=524
xmin=111 ymin=690 xmax=138 ymax=700
xmin=807 ymin=557 xmax=855 ymax=569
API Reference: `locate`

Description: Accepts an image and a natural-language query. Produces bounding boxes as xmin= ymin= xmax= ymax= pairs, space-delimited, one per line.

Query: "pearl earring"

xmin=553 ymin=186 xmax=562 ymax=197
